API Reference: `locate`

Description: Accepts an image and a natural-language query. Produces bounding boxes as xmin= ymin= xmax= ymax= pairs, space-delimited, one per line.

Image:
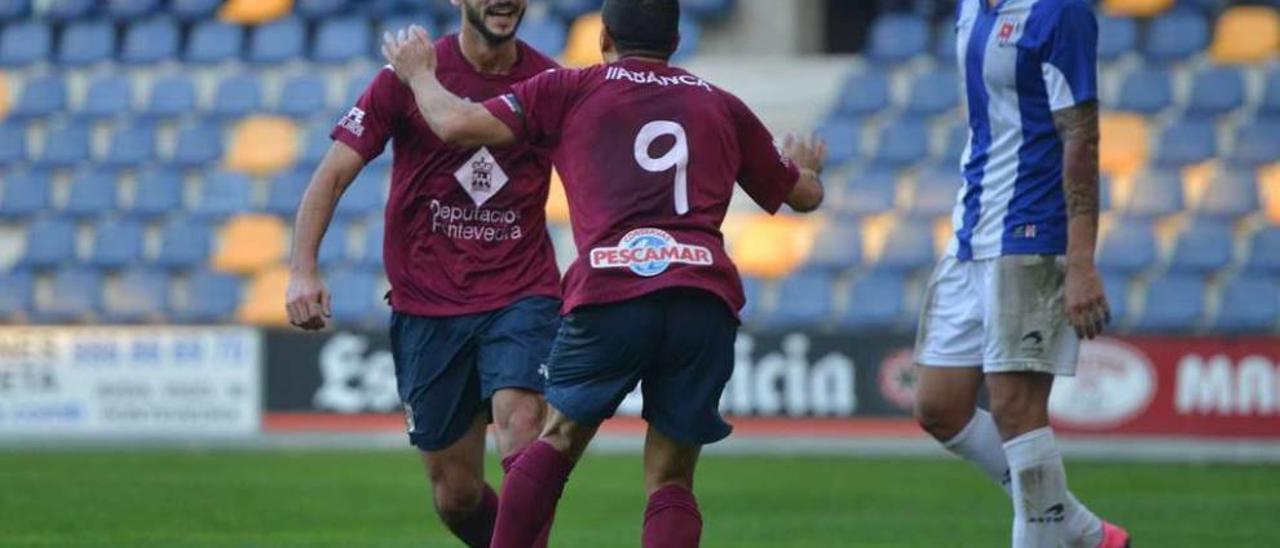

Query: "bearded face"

xmin=460 ymin=0 xmax=527 ymax=44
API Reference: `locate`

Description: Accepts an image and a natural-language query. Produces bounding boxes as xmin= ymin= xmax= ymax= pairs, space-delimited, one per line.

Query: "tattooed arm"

xmin=1053 ymin=100 xmax=1109 ymax=339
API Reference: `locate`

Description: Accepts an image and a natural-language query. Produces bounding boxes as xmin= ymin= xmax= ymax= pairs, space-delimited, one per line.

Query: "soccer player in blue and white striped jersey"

xmin=912 ymin=1 xmax=1131 ymax=546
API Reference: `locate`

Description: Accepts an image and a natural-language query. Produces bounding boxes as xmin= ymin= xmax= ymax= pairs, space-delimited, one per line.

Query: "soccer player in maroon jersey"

xmin=285 ymin=1 xmax=562 ymax=546
xmin=382 ymin=1 xmax=827 ymax=545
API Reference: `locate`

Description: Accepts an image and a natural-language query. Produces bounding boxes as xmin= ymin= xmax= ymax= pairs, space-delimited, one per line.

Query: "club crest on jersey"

xmin=454 ymin=147 xmax=509 ymax=207
xmin=996 ymin=17 xmax=1023 ymax=47
xmin=589 ymin=228 xmax=713 ymax=277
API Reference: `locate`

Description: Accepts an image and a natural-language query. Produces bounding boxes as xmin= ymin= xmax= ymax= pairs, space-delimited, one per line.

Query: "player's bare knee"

xmin=913 ymin=398 xmax=971 ymax=442
xmin=493 ymin=390 xmax=547 ymax=454
xmin=988 ymin=388 xmax=1048 ymax=438
xmin=432 ymin=477 xmax=484 ymax=519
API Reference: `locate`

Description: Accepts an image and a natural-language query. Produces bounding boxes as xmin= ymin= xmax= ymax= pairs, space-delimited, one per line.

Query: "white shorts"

xmin=914 ymin=255 xmax=1079 ymax=376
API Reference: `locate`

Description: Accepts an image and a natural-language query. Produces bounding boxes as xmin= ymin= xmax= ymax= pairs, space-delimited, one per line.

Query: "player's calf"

xmin=642 ymin=427 xmax=703 ymax=548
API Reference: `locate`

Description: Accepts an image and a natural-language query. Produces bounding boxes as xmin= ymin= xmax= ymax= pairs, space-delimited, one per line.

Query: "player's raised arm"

xmin=286 ymin=142 xmax=365 ymax=330
xmin=782 ymin=133 xmax=826 ymax=213
xmin=382 ymin=26 xmax=517 ymax=148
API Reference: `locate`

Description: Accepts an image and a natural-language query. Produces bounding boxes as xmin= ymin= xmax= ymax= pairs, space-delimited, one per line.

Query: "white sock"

xmin=1003 ymin=427 xmax=1074 ymax=548
xmin=946 ymin=412 xmax=1103 ymax=547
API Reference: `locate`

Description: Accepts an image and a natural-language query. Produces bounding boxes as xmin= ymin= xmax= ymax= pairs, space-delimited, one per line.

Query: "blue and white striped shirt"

xmin=949 ymin=0 xmax=1098 ymax=260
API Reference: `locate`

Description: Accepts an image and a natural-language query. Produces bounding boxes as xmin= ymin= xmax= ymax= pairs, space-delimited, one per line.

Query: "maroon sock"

xmin=501 ymin=450 xmax=555 ymax=548
xmin=643 ymin=485 xmax=703 ymax=548
xmin=492 ymin=440 xmax=574 ymax=548
xmin=443 ymin=484 xmax=498 ymax=548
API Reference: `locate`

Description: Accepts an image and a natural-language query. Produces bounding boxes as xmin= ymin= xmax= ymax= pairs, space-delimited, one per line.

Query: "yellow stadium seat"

xmin=932 ymin=217 xmax=954 ymax=257
xmin=0 ymin=71 xmax=10 ymax=120
xmin=1181 ymin=161 xmax=1217 ymax=208
xmin=547 ymin=170 xmax=570 ymax=224
xmin=1210 ymin=7 xmax=1280 ymax=64
xmin=1100 ymin=113 xmax=1148 ymax=179
xmin=1261 ymin=163 xmax=1280 ymax=224
xmin=731 ymin=214 xmax=815 ymax=279
xmin=1103 ymin=0 xmax=1174 ymax=17
xmin=219 ymin=0 xmax=293 ymax=25
xmin=225 ymin=116 xmax=299 ymax=177
xmin=563 ymin=12 xmax=604 ymax=67
xmin=237 ymin=265 xmax=291 ymax=326
xmin=212 ymin=214 xmax=289 ymax=275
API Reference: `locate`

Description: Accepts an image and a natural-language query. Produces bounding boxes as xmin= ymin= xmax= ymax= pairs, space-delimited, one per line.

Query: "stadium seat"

xmin=1213 ymin=276 xmax=1279 ymax=333
xmin=80 ymin=75 xmax=134 ymax=120
xmin=313 ymin=16 xmax=370 ymax=64
xmin=1210 ymin=6 xmax=1280 ymax=64
xmin=563 ymin=12 xmax=603 ymax=67
xmin=0 ymin=20 xmax=50 ymax=66
xmin=683 ymin=0 xmax=736 ymax=22
xmin=277 ymin=74 xmax=329 ymax=118
xmin=102 ymin=268 xmax=170 ymax=323
xmin=103 ymin=122 xmax=157 ymax=168
xmin=0 ymin=121 xmax=27 ymax=166
xmin=761 ymin=271 xmax=835 ymax=329
xmin=871 ymin=219 xmax=934 ymax=273
xmin=521 ymin=14 xmax=568 ymax=58
xmin=296 ymin=0 xmax=349 ymax=18
xmin=939 ymin=121 xmax=967 ymax=161
xmin=187 ymin=20 xmax=245 ymax=64
xmin=828 ymin=169 xmax=897 ymax=218
xmin=1134 ymin=274 xmax=1204 ymax=332
xmin=58 ymin=20 xmax=115 ymax=66
xmin=265 ymin=169 xmax=312 ymax=215
xmin=815 ymin=117 xmax=860 ymax=167
xmin=837 ymin=272 xmax=907 ymax=329
xmin=37 ymin=123 xmax=91 ymax=168
xmin=20 ymin=217 xmax=78 ymax=268
xmin=248 ymin=16 xmax=307 ymax=64
xmin=0 ymin=0 xmax=29 ymax=21
xmin=1185 ymin=66 xmax=1244 ymax=119
xmin=1102 ymin=0 xmax=1173 ymax=17
xmin=547 ymin=171 xmax=569 ymax=224
xmin=1243 ymin=226 xmax=1280 ymax=275
xmin=155 ymin=218 xmax=213 ymax=269
xmin=172 ymin=0 xmax=220 ymax=21
xmin=1154 ymin=120 xmax=1216 ymax=168
xmin=835 ymin=70 xmax=890 ymax=118
xmin=0 ymin=170 xmax=49 ymax=219
xmin=128 ymin=168 xmax=185 ymax=219
xmin=335 ymin=167 xmax=387 ymax=218
xmin=1115 ymin=66 xmax=1172 ymax=115
xmin=0 ymin=269 xmax=34 ymax=319
xmin=1098 ymin=15 xmax=1138 ymax=62
xmin=317 ymin=219 xmax=350 ymax=267
xmin=174 ymin=271 xmax=242 ymax=323
xmin=906 ymin=164 xmax=959 ymax=218
xmin=0 ymin=73 xmax=11 ymax=122
xmin=64 ymin=171 xmax=119 ymax=218
xmin=237 ymin=265 xmax=291 ymax=325
xmin=905 ymin=69 xmax=959 ymax=119
xmin=212 ymin=214 xmax=288 ymax=274
xmin=1193 ymin=169 xmax=1259 ymax=219
xmin=1228 ymin=123 xmax=1280 ymax=168
xmin=210 ymin=74 xmax=264 ymax=119
xmin=1167 ymin=219 xmax=1232 ymax=274
xmin=218 ymin=0 xmax=293 ymax=25
xmin=733 ymin=215 xmax=811 ymax=279
xmin=192 ymin=172 xmax=255 ymax=219
xmin=933 ymin=21 xmax=955 ymax=60
xmin=300 ymin=123 xmax=338 ymax=167
xmin=804 ymin=222 xmax=861 ymax=273
xmin=549 ymin=0 xmax=596 ymax=21
xmin=1260 ymin=69 xmax=1280 ymax=120
xmin=867 ymin=14 xmax=929 ymax=64
xmin=327 ymin=267 xmax=384 ymax=326
xmin=1144 ymin=11 xmax=1209 ymax=63
xmin=359 ymin=218 xmax=384 ymax=267
xmin=1097 ymin=218 xmax=1157 ymax=275
xmin=9 ymin=74 xmax=67 ymax=120
xmin=225 ymin=116 xmax=299 ymax=177
xmin=1100 ymin=113 xmax=1148 ymax=177
xmin=144 ymin=75 xmax=197 ymax=119
xmin=121 ymin=18 xmax=179 ymax=64
xmin=1102 ymin=273 xmax=1130 ymax=327
xmin=1100 ymin=174 xmax=1115 ymax=211
xmin=673 ymin=17 xmax=702 ymax=60
xmin=1121 ymin=169 xmax=1183 ymax=218
xmin=45 ymin=0 xmax=94 ymax=21
xmin=171 ymin=122 xmax=225 ymax=168
xmin=872 ymin=120 xmax=928 ymax=167
xmin=35 ymin=268 xmax=102 ymax=323
xmin=739 ymin=275 xmax=763 ymax=324
xmin=89 ymin=217 xmax=145 ymax=268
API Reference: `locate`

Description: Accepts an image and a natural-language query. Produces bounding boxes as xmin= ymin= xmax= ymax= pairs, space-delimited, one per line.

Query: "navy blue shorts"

xmin=546 ymin=288 xmax=738 ymax=445
xmin=389 ymin=296 xmax=560 ymax=452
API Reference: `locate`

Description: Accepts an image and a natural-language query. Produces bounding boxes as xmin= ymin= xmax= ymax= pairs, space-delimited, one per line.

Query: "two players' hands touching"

xmin=1065 ymin=263 xmax=1110 ymax=340
xmin=286 ymin=269 xmax=332 ymax=331
xmin=783 ymin=133 xmax=827 ymax=175
xmin=382 ymin=25 xmax=438 ymax=84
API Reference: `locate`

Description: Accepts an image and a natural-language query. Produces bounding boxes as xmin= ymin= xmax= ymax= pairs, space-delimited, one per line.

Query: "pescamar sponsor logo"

xmin=589 ymin=228 xmax=712 ymax=277
xmin=1049 ymin=338 xmax=1156 ymax=429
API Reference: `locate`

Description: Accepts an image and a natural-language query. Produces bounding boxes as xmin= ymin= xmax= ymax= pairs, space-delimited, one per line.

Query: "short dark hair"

xmin=602 ymin=0 xmax=680 ymax=60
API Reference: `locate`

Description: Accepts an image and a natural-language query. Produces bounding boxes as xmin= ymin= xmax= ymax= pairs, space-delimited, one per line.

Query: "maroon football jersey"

xmin=482 ymin=58 xmax=800 ymax=316
xmin=332 ymin=35 xmax=561 ymax=317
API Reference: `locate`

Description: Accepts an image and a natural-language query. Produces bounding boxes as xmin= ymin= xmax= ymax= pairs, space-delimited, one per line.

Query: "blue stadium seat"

xmin=815 ymin=117 xmax=860 ymax=168
xmin=359 ymin=219 xmax=384 ymax=267
xmin=874 ymin=220 xmax=934 ymax=273
xmin=1185 ymin=66 xmax=1244 ymax=119
xmin=1144 ymin=11 xmax=1209 ymax=63
xmin=21 ymin=217 xmax=78 ymax=268
xmin=64 ymin=171 xmax=119 ymax=218
xmin=739 ymin=275 xmax=763 ymax=324
xmin=1100 ymin=175 xmax=1114 ymax=211
xmin=835 ymin=70 xmax=890 ymax=118
xmin=210 ymin=74 xmax=264 ymax=119
xmin=1193 ymin=169 xmax=1259 ymax=219
xmin=829 ymin=169 xmax=896 ymax=218
xmin=548 ymin=0 xmax=596 ymax=21
xmin=872 ymin=120 xmax=929 ymax=167
xmin=933 ymin=21 xmax=955 ymax=60
xmin=377 ymin=16 xmax=436 ymax=48
xmin=673 ymin=17 xmax=702 ymax=60
xmin=837 ymin=272 xmax=907 ymax=329
xmin=1097 ymin=15 xmax=1137 ymax=62
xmin=761 ymin=271 xmax=835 ymax=329
xmin=0 ymin=0 xmax=30 ymax=21
xmin=0 ymin=121 xmax=27 ymax=165
xmin=1134 ymin=274 xmax=1204 ymax=332
xmin=171 ymin=122 xmax=224 ymax=168
xmin=106 ymin=0 xmax=160 ymax=20
xmin=277 ymin=74 xmax=330 ymax=119
xmin=171 ymin=0 xmax=219 ymax=21
xmin=906 ymin=164 xmax=959 ymax=218
xmin=80 ymin=75 xmax=134 ymax=120
xmin=0 ymin=170 xmax=49 ymax=219
xmin=940 ymin=121 xmax=967 ymax=161
xmin=45 ymin=0 xmax=93 ymax=21
xmin=1167 ymin=220 xmax=1232 ymax=275
xmin=328 ymin=267 xmax=383 ymax=326
xmin=102 ymin=268 xmax=169 ymax=323
xmin=368 ymin=0 xmax=425 ymax=16
xmin=191 ymin=172 xmax=254 ymax=219
xmin=1213 ymin=276 xmax=1279 ymax=333
xmin=520 ymin=14 xmax=568 ymax=57
xmin=805 ymin=222 xmax=861 ymax=273
xmin=265 ymin=169 xmax=312 ymax=215
xmin=297 ymin=0 xmax=350 ymax=18
xmin=35 ymin=268 xmax=102 ymax=323
xmin=1259 ymin=69 xmax=1280 ymax=120
xmin=144 ymin=75 xmax=197 ymax=119
xmin=1121 ymin=170 xmax=1183 ymax=218
xmin=867 ymin=13 xmax=928 ymax=64
xmin=9 ymin=75 xmax=67 ymax=120
xmin=335 ymin=167 xmax=387 ymax=218
xmin=0 ymin=19 xmax=50 ymax=66
xmin=314 ymin=16 xmax=370 ymax=64
xmin=318 ymin=219 xmax=350 ymax=267
xmin=103 ymin=122 xmax=157 ymax=168
xmin=683 ymin=0 xmax=736 ymax=22
xmin=89 ymin=217 xmax=145 ymax=268
xmin=58 ymin=20 xmax=114 ymax=66
xmin=300 ymin=123 xmax=336 ymax=167
xmin=1154 ymin=120 xmax=1216 ymax=167
xmin=174 ymin=271 xmax=243 ymax=323
xmin=345 ymin=68 xmax=381 ymax=107
xmin=1102 ymin=274 xmax=1130 ymax=328
xmin=128 ymin=168 xmax=185 ymax=219
xmin=1243 ymin=227 xmax=1280 ymax=275
xmin=120 ymin=18 xmax=179 ymax=64
xmin=1097 ymin=219 xmax=1157 ymax=275
xmin=1115 ymin=66 xmax=1172 ymax=115
xmin=155 ymin=219 xmax=212 ymax=269
xmin=249 ymin=16 xmax=307 ymax=64
xmin=0 ymin=269 xmax=34 ymax=319
xmin=1227 ymin=122 xmax=1280 ymax=168
xmin=905 ymin=69 xmax=958 ymax=118
xmin=37 ymin=124 xmax=91 ymax=168
xmin=186 ymin=20 xmax=245 ymax=64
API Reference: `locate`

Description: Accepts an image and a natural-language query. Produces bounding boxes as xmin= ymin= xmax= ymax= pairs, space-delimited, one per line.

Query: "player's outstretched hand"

xmin=382 ymin=25 xmax=437 ymax=84
xmin=783 ymin=133 xmax=827 ymax=175
xmin=1065 ymin=262 xmax=1110 ymax=340
xmin=285 ymin=269 xmax=331 ymax=331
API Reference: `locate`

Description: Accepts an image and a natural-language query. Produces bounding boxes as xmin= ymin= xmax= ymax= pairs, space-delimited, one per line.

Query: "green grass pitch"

xmin=1 ymin=451 xmax=1277 ymax=547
